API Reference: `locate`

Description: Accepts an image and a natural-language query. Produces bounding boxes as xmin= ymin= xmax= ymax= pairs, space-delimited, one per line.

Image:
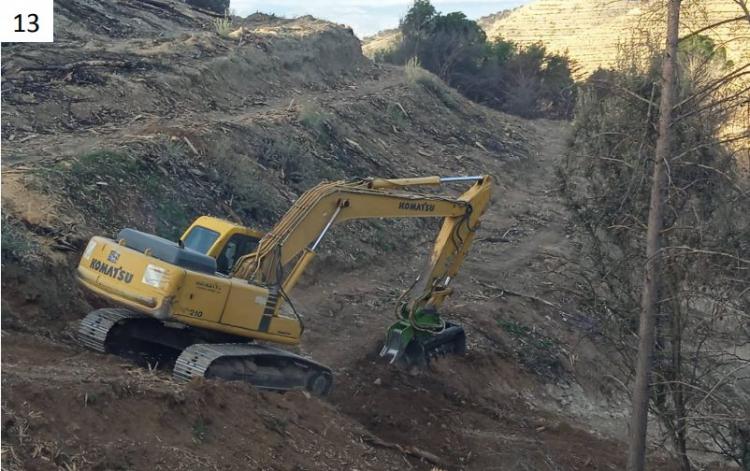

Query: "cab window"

xmin=182 ymin=226 xmax=220 ymax=254
xmin=216 ymin=234 xmax=260 ymax=275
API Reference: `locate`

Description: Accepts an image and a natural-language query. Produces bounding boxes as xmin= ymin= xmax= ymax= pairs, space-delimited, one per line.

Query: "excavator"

xmin=76 ymin=175 xmax=492 ymax=396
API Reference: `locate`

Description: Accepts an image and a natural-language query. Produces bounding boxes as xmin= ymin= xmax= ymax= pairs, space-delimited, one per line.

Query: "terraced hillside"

xmin=363 ymin=1 xmax=750 ymax=78
xmin=479 ymin=0 xmax=750 ymax=76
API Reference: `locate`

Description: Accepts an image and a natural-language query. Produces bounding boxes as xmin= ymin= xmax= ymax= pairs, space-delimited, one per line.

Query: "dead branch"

xmin=672 ymin=63 xmax=750 ymax=110
xmin=693 ymin=364 xmax=750 ymax=412
xmin=670 ymin=134 xmax=750 ymax=162
xmin=659 ymin=246 xmax=750 ymax=265
xmin=182 ymin=136 xmax=200 ymax=155
xmin=590 ymin=79 xmax=658 ymax=107
xmin=673 ymin=82 xmax=750 ymax=124
xmin=733 ymin=0 xmax=750 ymax=24
xmin=474 ymin=280 xmax=560 ymax=308
xmin=679 ymin=15 xmax=750 ymax=43
xmin=362 ymin=434 xmax=448 ymax=467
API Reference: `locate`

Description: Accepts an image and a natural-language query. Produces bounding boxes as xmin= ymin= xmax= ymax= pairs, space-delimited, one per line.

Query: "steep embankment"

xmin=2 ymin=0 xmax=676 ymax=469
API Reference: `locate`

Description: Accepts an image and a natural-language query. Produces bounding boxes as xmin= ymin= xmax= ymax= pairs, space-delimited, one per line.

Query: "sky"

xmin=230 ymin=1 xmax=531 ymax=38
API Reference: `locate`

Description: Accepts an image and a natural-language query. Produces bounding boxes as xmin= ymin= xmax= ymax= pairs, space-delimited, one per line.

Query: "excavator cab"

xmin=180 ymin=216 xmax=263 ymax=274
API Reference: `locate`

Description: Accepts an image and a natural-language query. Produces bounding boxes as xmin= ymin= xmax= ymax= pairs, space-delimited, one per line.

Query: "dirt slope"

xmin=2 ymin=1 xmax=682 ymax=469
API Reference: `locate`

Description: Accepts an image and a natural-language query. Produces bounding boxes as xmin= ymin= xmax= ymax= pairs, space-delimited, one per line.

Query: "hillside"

xmin=480 ymin=0 xmax=750 ymax=76
xmin=361 ymin=0 xmax=749 ymax=166
xmin=364 ymin=1 xmax=750 ymax=77
xmin=481 ymin=0 xmax=749 ymax=168
xmin=0 ymin=0 xmax=693 ymax=470
xmin=362 ymin=28 xmax=401 ymax=58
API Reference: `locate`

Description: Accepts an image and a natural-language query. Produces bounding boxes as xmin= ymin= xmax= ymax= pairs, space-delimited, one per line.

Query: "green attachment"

xmin=408 ymin=305 xmax=444 ymax=330
xmin=380 ymin=307 xmax=466 ymax=366
xmin=380 ymin=319 xmax=415 ymax=364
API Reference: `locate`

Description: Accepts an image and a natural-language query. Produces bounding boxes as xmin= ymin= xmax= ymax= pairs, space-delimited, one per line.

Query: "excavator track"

xmin=174 ymin=343 xmax=333 ymax=396
xmin=78 ymin=308 xmax=146 ymax=353
xmin=78 ymin=309 xmax=333 ymax=396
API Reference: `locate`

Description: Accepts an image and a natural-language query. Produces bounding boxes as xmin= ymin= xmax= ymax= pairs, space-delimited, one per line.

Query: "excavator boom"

xmin=232 ymin=175 xmax=492 ymax=364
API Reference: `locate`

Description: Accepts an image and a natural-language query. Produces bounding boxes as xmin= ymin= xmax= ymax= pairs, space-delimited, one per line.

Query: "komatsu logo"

xmin=398 ymin=201 xmax=435 ymax=212
xmin=107 ymin=250 xmax=120 ymax=263
xmin=90 ymin=258 xmax=134 ymax=283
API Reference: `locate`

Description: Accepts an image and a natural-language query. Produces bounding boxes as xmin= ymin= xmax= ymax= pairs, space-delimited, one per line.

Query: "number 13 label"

xmin=15 ymin=14 xmax=40 ymax=33
xmin=1 ymin=0 xmax=53 ymax=42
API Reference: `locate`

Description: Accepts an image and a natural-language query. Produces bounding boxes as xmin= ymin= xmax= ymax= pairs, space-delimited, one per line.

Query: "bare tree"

xmin=627 ymin=1 xmax=683 ymax=470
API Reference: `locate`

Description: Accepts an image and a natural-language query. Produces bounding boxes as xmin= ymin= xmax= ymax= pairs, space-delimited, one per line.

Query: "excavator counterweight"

xmin=75 ymin=175 xmax=492 ymax=394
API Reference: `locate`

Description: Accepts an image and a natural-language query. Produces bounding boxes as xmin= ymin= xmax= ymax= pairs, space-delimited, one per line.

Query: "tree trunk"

xmin=670 ymin=298 xmax=690 ymax=471
xmin=666 ymin=261 xmax=691 ymax=471
xmin=626 ymin=1 xmax=682 ymax=471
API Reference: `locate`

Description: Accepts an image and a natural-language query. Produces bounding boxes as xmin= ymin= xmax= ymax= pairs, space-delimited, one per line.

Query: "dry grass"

xmin=403 ymin=58 xmax=460 ymax=110
xmin=212 ymin=16 xmax=233 ymax=38
xmin=404 ymin=57 xmax=428 ymax=83
xmin=297 ymin=102 xmax=340 ymax=147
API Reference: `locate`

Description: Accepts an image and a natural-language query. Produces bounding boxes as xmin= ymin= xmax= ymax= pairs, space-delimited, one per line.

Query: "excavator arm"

xmin=232 ymin=175 xmax=492 ymax=365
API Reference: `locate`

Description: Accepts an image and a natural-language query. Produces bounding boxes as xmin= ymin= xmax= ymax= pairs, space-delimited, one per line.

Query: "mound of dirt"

xmin=2 ymin=1 xmax=679 ymax=469
xmin=2 ymin=334 xmax=408 ymax=471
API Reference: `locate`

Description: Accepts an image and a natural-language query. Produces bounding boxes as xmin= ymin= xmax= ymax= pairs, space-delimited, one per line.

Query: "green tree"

xmin=381 ymin=1 xmax=576 ymax=119
xmin=400 ymin=0 xmax=437 ymax=39
xmin=420 ymin=12 xmax=486 ymax=81
xmin=485 ymin=38 xmax=516 ymax=66
xmin=398 ymin=0 xmax=437 ymax=59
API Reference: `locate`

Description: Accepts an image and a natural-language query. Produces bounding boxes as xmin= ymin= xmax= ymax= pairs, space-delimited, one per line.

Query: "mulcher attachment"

xmin=380 ymin=307 xmax=466 ymax=367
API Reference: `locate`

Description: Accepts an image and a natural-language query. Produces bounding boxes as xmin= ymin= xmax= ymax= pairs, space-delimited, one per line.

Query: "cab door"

xmin=215 ymin=233 xmax=260 ymax=275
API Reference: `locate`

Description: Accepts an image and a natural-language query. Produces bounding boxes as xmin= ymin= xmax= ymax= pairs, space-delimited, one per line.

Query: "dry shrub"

xmin=559 ymin=48 xmax=750 ymax=466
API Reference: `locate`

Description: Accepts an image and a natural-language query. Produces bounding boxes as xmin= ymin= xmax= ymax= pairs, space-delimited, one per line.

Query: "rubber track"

xmin=78 ymin=308 xmax=144 ymax=353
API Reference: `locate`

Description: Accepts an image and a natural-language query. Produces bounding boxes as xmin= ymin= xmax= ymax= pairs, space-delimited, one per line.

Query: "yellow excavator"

xmin=76 ymin=175 xmax=492 ymax=395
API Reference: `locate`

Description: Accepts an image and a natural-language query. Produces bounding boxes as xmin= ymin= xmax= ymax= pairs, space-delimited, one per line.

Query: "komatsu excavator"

xmin=76 ymin=175 xmax=491 ymax=396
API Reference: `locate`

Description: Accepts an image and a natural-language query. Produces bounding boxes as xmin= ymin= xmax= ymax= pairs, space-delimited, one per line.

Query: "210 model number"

xmin=186 ymin=308 xmax=204 ymax=318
